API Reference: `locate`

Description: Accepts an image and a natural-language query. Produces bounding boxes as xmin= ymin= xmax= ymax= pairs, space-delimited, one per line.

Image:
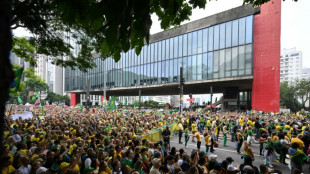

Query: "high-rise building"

xmin=302 ymin=68 xmax=310 ymax=80
xmin=280 ymin=48 xmax=303 ymax=82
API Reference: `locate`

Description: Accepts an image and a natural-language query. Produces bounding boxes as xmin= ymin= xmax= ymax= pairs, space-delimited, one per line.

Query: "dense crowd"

xmin=1 ymin=105 xmax=309 ymax=174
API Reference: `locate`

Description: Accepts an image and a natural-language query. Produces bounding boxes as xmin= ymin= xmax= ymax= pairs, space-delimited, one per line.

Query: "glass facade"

xmin=65 ymin=15 xmax=254 ymax=92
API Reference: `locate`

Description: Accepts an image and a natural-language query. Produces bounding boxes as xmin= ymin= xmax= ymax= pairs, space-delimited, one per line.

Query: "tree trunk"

xmin=0 ymin=0 xmax=14 ymax=152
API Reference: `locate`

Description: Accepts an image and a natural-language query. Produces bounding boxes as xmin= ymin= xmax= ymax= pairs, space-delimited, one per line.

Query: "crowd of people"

xmin=1 ymin=105 xmax=309 ymax=174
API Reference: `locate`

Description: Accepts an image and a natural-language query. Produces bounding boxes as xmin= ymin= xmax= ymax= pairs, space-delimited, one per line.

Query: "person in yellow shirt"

xmin=191 ymin=122 xmax=197 ymax=142
xmin=178 ymin=121 xmax=184 ymax=144
xmin=0 ymin=155 xmax=15 ymax=174
xmin=204 ymin=132 xmax=211 ymax=154
xmin=193 ymin=131 xmax=201 ymax=151
xmin=206 ymin=119 xmax=212 ymax=131
xmin=291 ymin=134 xmax=305 ymax=150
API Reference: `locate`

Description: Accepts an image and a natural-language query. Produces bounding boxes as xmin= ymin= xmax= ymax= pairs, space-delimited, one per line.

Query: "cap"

xmin=36 ymin=167 xmax=48 ymax=174
xmin=209 ymin=154 xmax=217 ymax=160
xmin=152 ymin=158 xmax=161 ymax=165
xmin=60 ymin=162 xmax=70 ymax=169
xmin=304 ymin=131 xmax=309 ymax=134
xmin=227 ymin=164 xmax=237 ymax=171
xmin=226 ymin=157 xmax=234 ymax=163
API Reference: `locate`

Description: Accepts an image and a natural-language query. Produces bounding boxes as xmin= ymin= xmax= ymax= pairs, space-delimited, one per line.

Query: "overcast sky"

xmin=14 ymin=0 xmax=310 ymax=68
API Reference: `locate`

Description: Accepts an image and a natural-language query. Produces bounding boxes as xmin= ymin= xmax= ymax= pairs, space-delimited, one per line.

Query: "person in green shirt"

xmin=223 ymin=126 xmax=228 ymax=147
xmin=247 ymin=127 xmax=256 ymax=146
xmin=184 ymin=128 xmax=190 ymax=148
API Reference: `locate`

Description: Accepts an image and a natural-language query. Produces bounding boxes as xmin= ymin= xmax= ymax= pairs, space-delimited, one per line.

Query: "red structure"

xmin=252 ymin=0 xmax=281 ymax=112
xmin=70 ymin=93 xmax=80 ymax=106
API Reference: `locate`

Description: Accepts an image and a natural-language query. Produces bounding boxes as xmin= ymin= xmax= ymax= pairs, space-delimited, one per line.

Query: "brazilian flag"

xmin=106 ymin=96 xmax=116 ymax=111
xmin=9 ymin=68 xmax=23 ymax=93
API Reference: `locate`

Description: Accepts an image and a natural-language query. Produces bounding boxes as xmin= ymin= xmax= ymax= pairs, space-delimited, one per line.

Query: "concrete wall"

xmin=252 ymin=0 xmax=281 ymax=112
xmin=150 ymin=4 xmax=260 ymax=43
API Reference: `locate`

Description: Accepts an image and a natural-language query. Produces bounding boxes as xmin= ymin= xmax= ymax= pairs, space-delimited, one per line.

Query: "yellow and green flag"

xmin=9 ymin=68 xmax=23 ymax=93
xmin=106 ymin=96 xmax=116 ymax=111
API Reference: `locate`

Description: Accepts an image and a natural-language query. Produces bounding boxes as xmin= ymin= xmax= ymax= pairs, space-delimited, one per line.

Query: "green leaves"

xmin=12 ymin=37 xmax=36 ymax=66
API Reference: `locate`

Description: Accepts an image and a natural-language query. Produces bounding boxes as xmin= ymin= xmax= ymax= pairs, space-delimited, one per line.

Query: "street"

xmin=170 ymin=134 xmax=310 ymax=174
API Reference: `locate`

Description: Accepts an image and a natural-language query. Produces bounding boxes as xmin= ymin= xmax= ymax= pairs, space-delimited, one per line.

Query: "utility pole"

xmin=138 ymin=89 xmax=141 ymax=111
xmin=180 ymin=67 xmax=184 ymax=115
xmin=210 ymin=86 xmax=213 ymax=113
xmin=86 ymin=79 xmax=90 ymax=111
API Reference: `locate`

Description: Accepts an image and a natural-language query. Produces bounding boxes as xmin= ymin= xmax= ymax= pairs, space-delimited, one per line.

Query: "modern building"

xmin=302 ymin=68 xmax=310 ymax=80
xmin=280 ymin=48 xmax=302 ymax=82
xmin=66 ymin=1 xmax=281 ymax=112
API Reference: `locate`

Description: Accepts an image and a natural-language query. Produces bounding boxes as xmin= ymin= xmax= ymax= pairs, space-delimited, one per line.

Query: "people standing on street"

xmin=236 ymin=129 xmax=243 ymax=154
xmin=162 ymin=126 xmax=171 ymax=148
xmin=289 ymin=142 xmax=307 ymax=174
xmin=193 ymin=131 xmax=201 ymax=151
xmin=178 ymin=121 xmax=183 ymax=144
xmin=191 ymin=121 xmax=197 ymax=143
xmin=204 ymin=132 xmax=211 ymax=154
xmin=210 ymin=129 xmax=215 ymax=153
xmin=223 ymin=126 xmax=228 ymax=147
xmin=184 ymin=127 xmax=190 ymax=148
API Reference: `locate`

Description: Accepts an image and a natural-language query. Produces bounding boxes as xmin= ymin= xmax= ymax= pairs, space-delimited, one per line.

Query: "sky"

xmin=14 ymin=0 xmax=310 ymax=68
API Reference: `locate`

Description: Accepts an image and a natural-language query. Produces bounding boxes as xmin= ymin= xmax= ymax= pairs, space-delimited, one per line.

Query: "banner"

xmin=12 ymin=112 xmax=33 ymax=120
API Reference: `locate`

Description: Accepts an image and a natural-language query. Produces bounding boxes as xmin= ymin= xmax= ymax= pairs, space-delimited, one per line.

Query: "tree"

xmin=294 ymin=79 xmax=310 ymax=109
xmin=8 ymin=66 xmax=49 ymax=104
xmin=0 ymin=0 xmax=297 ymax=155
xmin=45 ymin=92 xmax=70 ymax=105
xmin=280 ymin=81 xmax=302 ymax=112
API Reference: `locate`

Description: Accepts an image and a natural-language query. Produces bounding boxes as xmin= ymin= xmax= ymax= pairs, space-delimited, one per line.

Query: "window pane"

xmin=161 ymin=61 xmax=166 ymax=84
xmin=246 ymin=16 xmax=253 ymax=44
xmin=148 ymin=45 xmax=151 ymax=64
xmin=174 ymin=37 xmax=178 ymax=58
xmin=232 ymin=47 xmax=238 ymax=76
xmin=207 ymin=52 xmax=213 ymax=79
xmin=192 ymin=55 xmax=197 ymax=81
xmin=143 ymin=45 xmax=147 ymax=64
xmin=166 ymin=39 xmax=169 ymax=60
xmin=169 ymin=59 xmax=173 ymax=82
xmin=219 ymin=50 xmax=225 ymax=78
xmin=165 ymin=60 xmax=169 ymax=83
xmin=150 ymin=63 xmax=153 ymax=84
xmin=202 ymin=53 xmax=208 ymax=80
xmin=154 ymin=42 xmax=158 ymax=62
xmin=192 ymin=31 xmax=198 ymax=54
xmin=188 ymin=32 xmax=192 ymax=55
xmin=213 ymin=51 xmax=219 ymax=78
xmin=173 ymin=59 xmax=178 ymax=82
xmin=183 ymin=34 xmax=187 ymax=56
xmin=183 ymin=57 xmax=188 ymax=81
xmin=158 ymin=62 xmax=162 ymax=84
xmin=169 ymin=38 xmax=173 ymax=59
xmin=197 ymin=54 xmax=202 ymax=80
xmin=220 ymin=23 xmax=225 ymax=49
xmin=203 ymin=28 xmax=208 ymax=52
xmin=161 ymin=40 xmax=165 ymax=61
xmin=225 ymin=48 xmax=231 ymax=77
xmin=178 ymin=58 xmax=182 ymax=81
xmin=238 ymin=45 xmax=245 ymax=75
xmin=214 ymin=25 xmax=220 ymax=50
xmin=187 ymin=56 xmax=192 ymax=81
xmin=154 ymin=62 xmax=158 ymax=84
xmin=208 ymin=27 xmax=214 ymax=51
xmin=239 ymin=18 xmax=246 ymax=45
xmin=245 ymin=44 xmax=252 ymax=75
xmin=232 ymin=20 xmax=238 ymax=46
xmin=198 ymin=30 xmax=203 ymax=54
xmin=178 ymin=36 xmax=183 ymax=57
xmin=158 ymin=42 xmax=161 ymax=61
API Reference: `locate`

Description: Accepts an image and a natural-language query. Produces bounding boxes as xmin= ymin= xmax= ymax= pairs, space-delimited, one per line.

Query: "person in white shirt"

xmin=150 ymin=158 xmax=161 ymax=174
xmin=18 ymin=156 xmax=31 ymax=174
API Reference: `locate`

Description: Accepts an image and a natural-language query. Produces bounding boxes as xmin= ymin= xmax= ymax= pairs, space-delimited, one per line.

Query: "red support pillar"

xmin=70 ymin=93 xmax=80 ymax=106
xmin=252 ymin=0 xmax=281 ymax=112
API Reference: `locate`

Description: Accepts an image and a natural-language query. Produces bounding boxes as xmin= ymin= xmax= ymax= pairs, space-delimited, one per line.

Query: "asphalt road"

xmin=169 ymin=133 xmax=310 ymax=174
